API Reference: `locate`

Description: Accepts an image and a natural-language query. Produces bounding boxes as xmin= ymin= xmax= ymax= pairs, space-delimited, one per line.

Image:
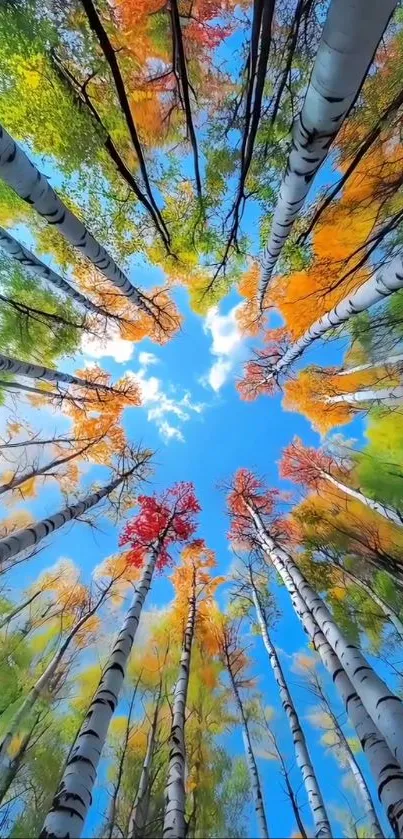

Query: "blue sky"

xmin=0 ymin=137 xmax=395 ymax=837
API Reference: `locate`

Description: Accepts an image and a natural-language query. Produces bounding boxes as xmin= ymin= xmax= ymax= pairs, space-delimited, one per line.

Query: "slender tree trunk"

xmin=101 ymin=677 xmax=141 ymax=839
xmin=0 ymin=590 xmax=41 ymax=630
xmin=0 ymin=124 xmax=150 ymax=312
xmin=0 ymin=466 xmax=136 ymax=564
xmin=40 ymin=548 xmax=158 ymax=839
xmin=313 ymin=677 xmax=384 ymax=838
xmin=0 ymin=583 xmax=112 ymax=769
xmin=318 ymin=469 xmax=403 ymax=528
xmin=129 ymin=685 xmax=162 ymax=838
xmin=250 ymin=574 xmax=331 ymax=839
xmin=0 ymin=227 xmax=110 ymax=318
xmin=226 ymin=657 xmax=270 ymax=839
xmin=258 ymin=0 xmax=397 ymax=303
xmin=247 ymin=505 xmax=403 ymax=834
xmin=0 ymin=713 xmax=41 ymax=804
xmin=163 ymin=567 xmax=197 ymax=839
xmin=0 ymin=353 xmax=121 ymax=394
xmin=323 ymin=555 xmax=403 ymax=639
xmin=0 ymin=378 xmax=94 ymax=404
xmin=337 ymin=354 xmax=403 ymax=376
xmin=271 ymin=251 xmax=403 ymax=379
xmin=325 ymin=387 xmax=403 ymax=405
xmin=0 ymin=436 xmax=103 ymax=497
xmin=249 ymin=506 xmax=403 ymax=774
xmin=259 ymin=542 xmax=398 ymax=836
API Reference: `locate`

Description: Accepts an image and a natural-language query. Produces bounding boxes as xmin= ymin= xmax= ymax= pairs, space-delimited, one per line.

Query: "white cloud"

xmin=202 ymin=304 xmax=247 ymax=392
xmin=126 ymin=364 xmax=205 ymax=444
xmin=81 ymin=324 xmax=134 ymax=364
xmin=138 ymin=351 xmax=158 ymax=368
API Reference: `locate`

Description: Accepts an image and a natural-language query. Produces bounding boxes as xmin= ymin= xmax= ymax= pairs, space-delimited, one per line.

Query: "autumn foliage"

xmin=119 ymin=481 xmax=200 ymax=569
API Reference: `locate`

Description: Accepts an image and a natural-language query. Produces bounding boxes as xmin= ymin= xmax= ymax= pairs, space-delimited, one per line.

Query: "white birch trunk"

xmin=227 ymin=662 xmax=270 ymax=839
xmin=337 ymin=354 xmax=403 ymax=376
xmin=40 ymin=550 xmax=158 ymax=839
xmin=0 ymin=438 xmax=99 ymax=497
xmin=254 ymin=538 xmax=401 ymax=836
xmin=258 ymin=0 xmax=397 ymax=303
xmin=163 ymin=571 xmax=196 ymax=839
xmin=319 ymin=471 xmax=403 ymax=529
xmin=0 ymin=353 xmax=119 ymax=394
xmin=247 ymin=505 xmax=403 ymax=791
xmin=272 ymin=251 xmax=403 ymax=377
xmin=0 ymin=470 xmax=132 ymax=564
xmin=251 ymin=582 xmax=331 ymax=838
xmin=0 ymin=227 xmax=110 ymax=318
xmin=129 ymin=691 xmax=161 ymax=838
xmin=0 ymin=125 xmax=149 ymax=311
xmin=325 ymin=387 xmax=403 ymax=405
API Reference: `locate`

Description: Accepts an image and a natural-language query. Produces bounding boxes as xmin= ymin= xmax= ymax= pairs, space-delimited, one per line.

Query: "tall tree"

xmin=40 ymin=482 xmax=200 ymax=839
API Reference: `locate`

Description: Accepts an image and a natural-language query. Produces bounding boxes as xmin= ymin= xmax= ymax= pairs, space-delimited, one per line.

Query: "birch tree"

xmin=40 ymin=483 xmax=200 ymax=839
xmin=163 ymin=540 xmax=219 ymax=839
xmin=258 ymin=0 xmax=398 ymax=305
xmin=226 ymin=469 xmax=403 ymax=835
xmin=245 ymin=565 xmax=331 ymax=839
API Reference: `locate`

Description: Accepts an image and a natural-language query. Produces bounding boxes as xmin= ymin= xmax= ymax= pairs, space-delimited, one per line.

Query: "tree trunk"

xmin=319 ymin=470 xmax=403 ymax=529
xmin=272 ymin=251 xmax=403 ymax=378
xmin=337 ymin=354 xmax=403 ymax=376
xmin=325 ymin=387 xmax=403 ymax=405
xmin=0 ymin=124 xmax=149 ymax=312
xmin=258 ymin=0 xmax=397 ymax=303
xmin=250 ymin=575 xmax=331 ymax=839
xmin=0 ymin=227 xmax=110 ymax=318
xmin=0 ymin=353 xmax=120 ymax=394
xmin=247 ymin=504 xmax=403 ymax=834
xmin=315 ymin=681 xmax=384 ymax=839
xmin=101 ymin=677 xmax=141 ymax=839
xmin=129 ymin=686 xmax=161 ymax=838
xmin=40 ymin=549 xmax=158 ymax=839
xmin=258 ymin=541 xmax=399 ymax=836
xmin=0 ymin=583 xmax=112 ymax=769
xmin=0 ymin=467 xmax=135 ymax=564
xmin=163 ymin=568 xmax=197 ymax=839
xmin=226 ymin=659 xmax=270 ymax=839
xmin=0 ymin=589 xmax=41 ymax=630
xmin=0 ymin=436 xmax=103 ymax=497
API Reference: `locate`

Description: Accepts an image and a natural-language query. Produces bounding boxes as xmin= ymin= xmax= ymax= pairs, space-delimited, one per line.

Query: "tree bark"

xmin=258 ymin=0 xmax=397 ymax=304
xmin=246 ymin=503 xmax=403 ymax=833
xmin=312 ymin=676 xmax=384 ymax=838
xmin=0 ymin=466 xmax=137 ymax=565
xmin=226 ymin=654 xmax=270 ymax=839
xmin=129 ymin=685 xmax=162 ymax=838
xmin=325 ymin=387 xmax=403 ymax=405
xmin=163 ymin=567 xmax=197 ymax=839
xmin=0 ymin=582 xmax=112 ymax=770
xmin=250 ymin=574 xmax=331 ymax=838
xmin=0 ymin=124 xmax=150 ymax=312
xmin=319 ymin=470 xmax=403 ymax=529
xmin=0 ymin=227 xmax=110 ymax=318
xmin=40 ymin=548 xmax=158 ymax=839
xmin=271 ymin=251 xmax=403 ymax=379
xmin=0 ymin=353 xmax=121 ymax=394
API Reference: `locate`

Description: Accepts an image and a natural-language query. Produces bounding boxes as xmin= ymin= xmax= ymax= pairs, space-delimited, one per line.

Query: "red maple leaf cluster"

xmin=280 ymin=437 xmax=333 ymax=490
xmin=119 ymin=481 xmax=200 ymax=569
